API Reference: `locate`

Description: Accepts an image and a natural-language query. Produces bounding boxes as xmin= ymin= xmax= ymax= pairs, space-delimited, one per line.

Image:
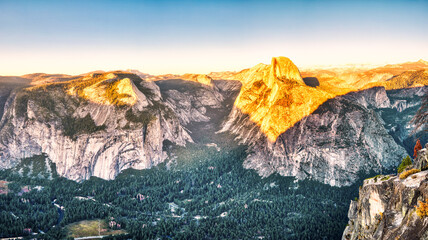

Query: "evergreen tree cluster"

xmin=0 ymin=137 xmax=360 ymax=239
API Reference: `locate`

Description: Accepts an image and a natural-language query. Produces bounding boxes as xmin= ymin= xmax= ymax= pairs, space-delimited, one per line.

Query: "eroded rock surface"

xmin=342 ymin=169 xmax=428 ymax=239
xmin=0 ymin=72 xmax=192 ymax=181
xmin=220 ymin=57 xmax=423 ymax=186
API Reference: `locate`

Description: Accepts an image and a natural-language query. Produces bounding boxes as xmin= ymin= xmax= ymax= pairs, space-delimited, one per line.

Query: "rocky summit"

xmin=0 ymin=57 xmax=427 ymax=240
xmin=0 ymin=72 xmax=192 ymax=181
xmin=220 ymin=57 xmax=426 ymax=186
xmin=221 ymin=56 xmax=334 ymax=142
xmin=0 ymin=57 xmax=427 ymax=187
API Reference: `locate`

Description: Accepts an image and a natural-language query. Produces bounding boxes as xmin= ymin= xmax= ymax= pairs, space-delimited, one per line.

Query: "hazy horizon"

xmin=2 ymin=58 xmax=428 ymax=78
xmin=1 ymin=0 xmax=427 ymax=76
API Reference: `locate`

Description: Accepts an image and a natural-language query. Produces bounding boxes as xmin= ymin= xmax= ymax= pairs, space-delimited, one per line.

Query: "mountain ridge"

xmin=0 ymin=57 xmax=426 ymax=186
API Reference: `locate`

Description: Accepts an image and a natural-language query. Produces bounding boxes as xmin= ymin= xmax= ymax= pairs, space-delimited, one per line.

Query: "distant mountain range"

xmin=0 ymin=57 xmax=426 ymax=186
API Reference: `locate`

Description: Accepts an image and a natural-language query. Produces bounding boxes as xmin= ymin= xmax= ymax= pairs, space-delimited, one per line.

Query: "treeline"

xmin=0 ymin=138 xmax=359 ymax=239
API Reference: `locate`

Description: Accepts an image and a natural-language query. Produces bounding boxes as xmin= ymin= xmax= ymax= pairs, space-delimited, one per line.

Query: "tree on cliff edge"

xmin=414 ymin=139 xmax=422 ymax=158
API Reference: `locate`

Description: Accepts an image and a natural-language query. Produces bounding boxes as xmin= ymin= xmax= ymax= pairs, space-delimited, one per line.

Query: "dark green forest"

xmin=0 ymin=135 xmax=361 ymax=240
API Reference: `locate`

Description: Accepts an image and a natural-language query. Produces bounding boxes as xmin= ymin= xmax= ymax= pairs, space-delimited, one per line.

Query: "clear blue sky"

xmin=0 ymin=0 xmax=427 ymax=75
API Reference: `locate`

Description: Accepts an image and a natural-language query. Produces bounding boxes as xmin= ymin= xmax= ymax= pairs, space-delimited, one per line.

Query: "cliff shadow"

xmin=303 ymin=77 xmax=319 ymax=87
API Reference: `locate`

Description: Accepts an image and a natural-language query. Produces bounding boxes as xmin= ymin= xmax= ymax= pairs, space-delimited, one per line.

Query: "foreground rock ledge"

xmin=342 ymin=170 xmax=428 ymax=240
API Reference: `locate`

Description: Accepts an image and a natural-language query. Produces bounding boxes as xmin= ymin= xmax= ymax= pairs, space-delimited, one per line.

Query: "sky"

xmin=0 ymin=0 xmax=427 ymax=76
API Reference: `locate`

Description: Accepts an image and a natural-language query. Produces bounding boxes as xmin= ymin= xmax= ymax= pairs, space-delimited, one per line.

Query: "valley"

xmin=0 ymin=133 xmax=361 ymax=239
xmin=0 ymin=57 xmax=426 ymax=239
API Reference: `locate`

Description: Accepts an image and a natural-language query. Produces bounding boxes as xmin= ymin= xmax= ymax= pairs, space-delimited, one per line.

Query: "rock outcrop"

xmin=0 ymin=71 xmax=239 ymax=181
xmin=342 ymin=146 xmax=428 ymax=240
xmin=221 ymin=57 xmax=425 ymax=186
xmin=222 ymin=56 xmax=335 ymax=142
xmin=414 ymin=144 xmax=428 ymax=172
xmin=0 ymin=58 xmax=425 ymax=187
xmin=0 ymin=72 xmax=192 ymax=181
xmin=156 ymin=79 xmax=224 ymax=125
xmin=225 ymin=88 xmax=408 ymax=186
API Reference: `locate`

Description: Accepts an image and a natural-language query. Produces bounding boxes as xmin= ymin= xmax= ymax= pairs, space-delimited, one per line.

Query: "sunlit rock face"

xmin=221 ymin=57 xmax=424 ymax=186
xmin=223 ymin=56 xmax=336 ymax=142
xmin=0 ymin=71 xmax=238 ymax=181
xmin=301 ymin=59 xmax=428 ymax=90
xmin=0 ymin=72 xmax=192 ymax=181
xmin=181 ymin=74 xmax=213 ymax=86
xmin=224 ymin=88 xmax=408 ymax=186
xmin=0 ymin=58 xmax=426 ymax=187
xmin=269 ymin=56 xmax=304 ymax=87
xmin=227 ymin=57 xmax=427 ymax=143
xmin=67 ymin=72 xmax=153 ymax=108
xmin=363 ymin=69 xmax=428 ymax=90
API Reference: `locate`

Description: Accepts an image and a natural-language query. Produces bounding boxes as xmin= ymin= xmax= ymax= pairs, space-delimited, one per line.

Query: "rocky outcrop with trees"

xmin=343 ymin=143 xmax=428 ymax=240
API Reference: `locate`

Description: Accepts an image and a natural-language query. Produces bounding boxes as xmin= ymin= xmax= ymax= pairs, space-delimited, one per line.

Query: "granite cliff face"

xmin=156 ymin=79 xmax=224 ymax=126
xmin=220 ymin=57 xmax=426 ymax=186
xmin=223 ymin=87 xmax=410 ymax=186
xmin=342 ymin=146 xmax=428 ymax=240
xmin=0 ymin=72 xmax=194 ymax=181
xmin=0 ymin=58 xmax=426 ymax=187
xmin=222 ymin=56 xmax=335 ymax=142
xmin=0 ymin=71 xmax=240 ymax=181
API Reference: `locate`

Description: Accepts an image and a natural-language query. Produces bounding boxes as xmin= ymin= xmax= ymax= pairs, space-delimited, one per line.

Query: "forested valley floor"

xmin=0 ymin=133 xmax=361 ymax=239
